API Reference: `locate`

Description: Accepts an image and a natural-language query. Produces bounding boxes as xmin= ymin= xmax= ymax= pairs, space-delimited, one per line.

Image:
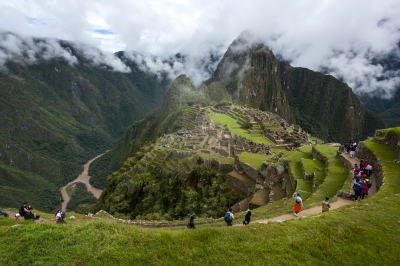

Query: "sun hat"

xmin=16 ymin=213 xmax=20 ymax=217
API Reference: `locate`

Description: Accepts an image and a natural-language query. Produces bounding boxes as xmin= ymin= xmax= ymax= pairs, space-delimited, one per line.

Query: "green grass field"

xmin=210 ymin=113 xmax=272 ymax=145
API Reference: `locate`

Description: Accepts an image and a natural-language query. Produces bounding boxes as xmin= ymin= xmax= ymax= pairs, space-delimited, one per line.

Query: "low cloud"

xmin=0 ymin=32 xmax=130 ymax=72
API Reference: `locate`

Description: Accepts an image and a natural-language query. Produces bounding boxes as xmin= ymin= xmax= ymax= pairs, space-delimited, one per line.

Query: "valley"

xmin=60 ymin=152 xmax=106 ymax=211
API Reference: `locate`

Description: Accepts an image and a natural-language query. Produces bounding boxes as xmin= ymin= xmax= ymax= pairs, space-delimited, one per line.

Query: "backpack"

xmin=59 ymin=211 xmax=66 ymax=220
xmin=367 ymin=181 xmax=372 ymax=188
xmin=19 ymin=206 xmax=24 ymax=216
xmin=224 ymin=212 xmax=231 ymax=223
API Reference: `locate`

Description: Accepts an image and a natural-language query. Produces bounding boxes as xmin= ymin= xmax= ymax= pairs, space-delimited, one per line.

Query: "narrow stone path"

xmin=60 ymin=153 xmax=107 ymax=211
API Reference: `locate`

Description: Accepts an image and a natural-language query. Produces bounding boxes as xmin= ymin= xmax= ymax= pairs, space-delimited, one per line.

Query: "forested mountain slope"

xmin=0 ymin=38 xmax=169 ymax=211
xmin=205 ymin=33 xmax=386 ymax=142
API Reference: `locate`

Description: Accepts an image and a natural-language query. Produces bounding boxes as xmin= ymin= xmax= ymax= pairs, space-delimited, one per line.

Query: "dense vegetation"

xmin=0 ymin=42 xmax=169 ymax=211
xmin=65 ymin=183 xmax=97 ymax=212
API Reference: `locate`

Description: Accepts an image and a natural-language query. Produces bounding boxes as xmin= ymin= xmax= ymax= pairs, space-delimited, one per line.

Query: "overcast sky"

xmin=0 ymin=0 xmax=400 ymax=97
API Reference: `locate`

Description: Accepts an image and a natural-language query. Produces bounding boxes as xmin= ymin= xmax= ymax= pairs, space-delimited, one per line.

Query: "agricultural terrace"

xmin=210 ymin=113 xmax=272 ymax=145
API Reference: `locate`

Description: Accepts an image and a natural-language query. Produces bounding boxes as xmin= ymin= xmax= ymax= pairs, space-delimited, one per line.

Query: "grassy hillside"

xmin=0 ymin=129 xmax=399 ymax=265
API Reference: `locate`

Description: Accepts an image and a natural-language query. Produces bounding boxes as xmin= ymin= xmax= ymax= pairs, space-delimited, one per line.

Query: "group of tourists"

xmin=12 ymin=202 xmax=66 ymax=223
xmin=352 ymin=162 xmax=373 ymax=202
xmin=18 ymin=202 xmax=40 ymax=222
xmin=344 ymin=141 xmax=357 ymax=158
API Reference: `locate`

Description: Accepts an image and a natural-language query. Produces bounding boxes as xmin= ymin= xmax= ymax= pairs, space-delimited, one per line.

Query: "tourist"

xmin=360 ymin=159 xmax=365 ymax=171
xmin=187 ymin=215 xmax=195 ymax=229
xmin=361 ymin=183 xmax=369 ymax=200
xmin=20 ymin=202 xmax=33 ymax=220
xmin=365 ymin=164 xmax=373 ymax=177
xmin=225 ymin=208 xmax=234 ymax=226
xmin=350 ymin=145 xmax=356 ymax=157
xmin=322 ymin=197 xmax=331 ymax=213
xmin=353 ymin=182 xmax=362 ymax=202
xmin=14 ymin=213 xmax=21 ymax=221
xmin=293 ymin=192 xmax=303 ymax=217
xmin=243 ymin=210 xmax=252 ymax=225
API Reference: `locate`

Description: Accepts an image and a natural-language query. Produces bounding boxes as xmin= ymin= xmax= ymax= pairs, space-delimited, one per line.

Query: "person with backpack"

xmin=225 ymin=208 xmax=234 ymax=226
xmin=187 ymin=215 xmax=195 ymax=229
xmin=322 ymin=197 xmax=331 ymax=213
xmin=293 ymin=192 xmax=303 ymax=217
xmin=55 ymin=209 xmax=66 ymax=224
xmin=243 ymin=210 xmax=252 ymax=225
xmin=353 ymin=182 xmax=362 ymax=202
xmin=360 ymin=183 xmax=369 ymax=200
xmin=20 ymin=202 xmax=33 ymax=220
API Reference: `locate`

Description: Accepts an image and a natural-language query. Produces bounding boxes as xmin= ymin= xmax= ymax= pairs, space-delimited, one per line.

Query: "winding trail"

xmin=235 ymin=152 xmax=377 ymax=226
xmin=60 ymin=153 xmax=106 ymax=211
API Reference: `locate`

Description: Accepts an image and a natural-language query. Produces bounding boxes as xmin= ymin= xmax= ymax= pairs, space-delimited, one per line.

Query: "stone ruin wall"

xmin=226 ymin=175 xmax=254 ymax=196
xmin=355 ymin=142 xmax=384 ymax=191
xmin=238 ymin=160 xmax=260 ymax=181
xmin=375 ymin=130 xmax=400 ymax=159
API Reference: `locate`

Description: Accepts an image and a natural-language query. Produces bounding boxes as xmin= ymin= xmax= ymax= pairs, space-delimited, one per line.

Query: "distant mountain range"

xmin=0 ymin=31 xmax=396 ymax=212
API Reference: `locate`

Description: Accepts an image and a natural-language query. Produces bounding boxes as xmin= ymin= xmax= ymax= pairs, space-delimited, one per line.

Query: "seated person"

xmin=20 ymin=202 xmax=33 ymax=220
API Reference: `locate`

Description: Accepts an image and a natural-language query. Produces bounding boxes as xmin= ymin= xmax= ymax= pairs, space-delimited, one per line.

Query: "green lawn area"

xmin=210 ymin=113 xmax=272 ymax=145
xmin=284 ymin=145 xmax=313 ymax=180
xmin=302 ymin=158 xmax=326 ymax=185
xmin=198 ymin=153 xmax=235 ymax=164
xmin=238 ymin=152 xmax=269 ymax=169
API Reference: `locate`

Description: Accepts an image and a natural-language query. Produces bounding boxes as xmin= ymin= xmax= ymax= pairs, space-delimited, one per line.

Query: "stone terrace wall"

xmin=282 ymin=160 xmax=296 ymax=190
xmin=311 ymin=146 xmax=329 ymax=176
xmin=226 ymin=175 xmax=254 ymax=196
xmin=238 ymin=160 xmax=260 ymax=181
xmin=355 ymin=142 xmax=384 ymax=191
xmin=375 ymin=130 xmax=400 ymax=159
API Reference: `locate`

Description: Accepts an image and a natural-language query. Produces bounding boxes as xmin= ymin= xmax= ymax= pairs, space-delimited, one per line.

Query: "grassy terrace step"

xmin=301 ymin=158 xmax=326 ymax=185
xmin=237 ymin=152 xmax=269 ymax=170
xmin=303 ymin=145 xmax=348 ymax=208
xmin=363 ymin=139 xmax=400 ymax=199
xmin=198 ymin=153 xmax=235 ymax=164
xmin=295 ymin=179 xmax=313 ymax=200
xmin=286 ymin=146 xmax=313 ymax=180
xmin=210 ymin=113 xmax=272 ymax=145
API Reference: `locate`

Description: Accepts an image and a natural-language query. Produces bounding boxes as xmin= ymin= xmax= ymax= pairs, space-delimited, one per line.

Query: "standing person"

xmin=322 ymin=197 xmax=331 ymax=213
xmin=350 ymin=145 xmax=356 ymax=158
xmin=353 ymin=182 xmax=362 ymax=202
xmin=365 ymin=164 xmax=373 ymax=177
xmin=243 ymin=210 xmax=252 ymax=225
xmin=224 ymin=208 xmax=234 ymax=226
xmin=293 ymin=192 xmax=303 ymax=217
xmin=361 ymin=183 xmax=369 ymax=200
xmin=187 ymin=215 xmax=195 ymax=229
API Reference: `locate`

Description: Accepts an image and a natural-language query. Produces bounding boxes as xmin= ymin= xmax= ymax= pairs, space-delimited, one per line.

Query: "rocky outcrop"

xmin=205 ymin=32 xmax=386 ymax=142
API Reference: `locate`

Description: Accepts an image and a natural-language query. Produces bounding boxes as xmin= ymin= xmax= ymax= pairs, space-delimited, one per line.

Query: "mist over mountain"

xmin=0 ymin=35 xmax=170 ymax=211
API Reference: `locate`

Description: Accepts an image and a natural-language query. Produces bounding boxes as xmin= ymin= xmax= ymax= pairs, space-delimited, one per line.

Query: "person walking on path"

xmin=353 ymin=182 xmax=362 ymax=202
xmin=293 ymin=192 xmax=303 ymax=217
xmin=322 ymin=197 xmax=331 ymax=213
xmin=225 ymin=208 xmax=234 ymax=226
xmin=243 ymin=210 xmax=252 ymax=225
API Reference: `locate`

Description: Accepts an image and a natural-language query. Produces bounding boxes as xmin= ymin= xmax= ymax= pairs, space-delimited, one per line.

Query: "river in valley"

xmin=60 ymin=153 xmax=106 ymax=211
